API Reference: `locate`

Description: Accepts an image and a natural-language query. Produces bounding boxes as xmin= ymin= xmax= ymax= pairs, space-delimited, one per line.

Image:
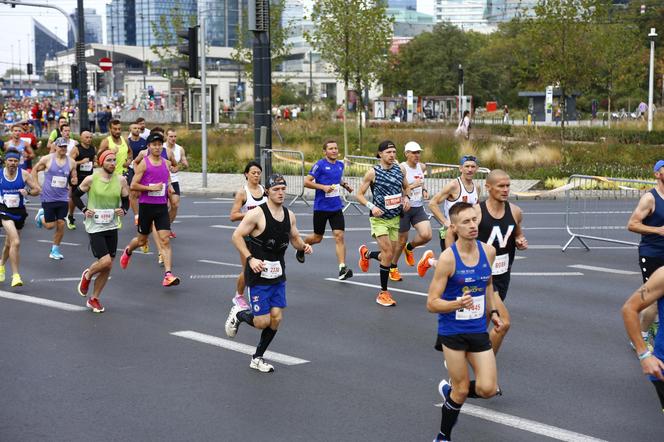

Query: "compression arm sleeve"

xmin=121 ymin=195 xmax=130 ymax=213
xmin=72 ymin=186 xmax=86 ymax=212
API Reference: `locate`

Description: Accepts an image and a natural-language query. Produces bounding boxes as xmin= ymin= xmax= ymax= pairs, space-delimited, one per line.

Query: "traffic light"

xmin=458 ymin=64 xmax=464 ymax=86
xmin=177 ymin=26 xmax=199 ymax=79
xmin=71 ymin=64 xmax=79 ymax=89
xmin=95 ymin=72 xmax=104 ymax=92
xmin=27 ymin=63 xmax=33 ymax=75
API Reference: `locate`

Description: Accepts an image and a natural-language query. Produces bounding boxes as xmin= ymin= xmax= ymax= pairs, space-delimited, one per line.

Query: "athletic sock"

xmin=428 ymin=258 xmax=436 ymax=267
xmin=390 ymin=263 xmax=397 ymax=269
xmin=125 ymin=247 xmax=132 ymax=256
xmin=406 ymin=242 xmax=414 ymax=251
xmin=236 ymin=310 xmax=255 ymax=327
xmin=253 ymin=327 xmax=277 ymax=358
xmin=235 ymin=292 xmax=242 ymax=297
xmin=440 ymin=394 xmax=462 ymax=439
xmin=368 ymin=251 xmax=380 ymax=261
xmin=379 ymin=265 xmax=390 ymax=291
xmin=467 ymin=380 xmax=480 ymax=398
xmin=339 ymin=263 xmax=346 ymax=270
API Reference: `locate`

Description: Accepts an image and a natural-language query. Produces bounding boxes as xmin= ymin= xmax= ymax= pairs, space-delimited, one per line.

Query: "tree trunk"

xmin=343 ymin=82 xmax=349 ymax=160
xmin=560 ymin=86 xmax=566 ymax=142
xmin=608 ymin=95 xmax=611 ymax=129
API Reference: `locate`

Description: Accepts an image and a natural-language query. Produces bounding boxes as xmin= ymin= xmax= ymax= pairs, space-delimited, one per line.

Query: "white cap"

xmin=404 ymin=141 xmax=422 ymax=153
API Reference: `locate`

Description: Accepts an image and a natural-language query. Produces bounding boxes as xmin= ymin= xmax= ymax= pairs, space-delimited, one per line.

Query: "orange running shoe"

xmin=389 ymin=267 xmax=402 ymax=281
xmin=358 ymin=245 xmax=370 ymax=272
xmin=403 ymin=244 xmax=415 ymax=266
xmin=375 ymin=290 xmax=397 ymax=307
xmin=162 ymin=272 xmax=180 ymax=287
xmin=417 ymin=249 xmax=435 ymax=277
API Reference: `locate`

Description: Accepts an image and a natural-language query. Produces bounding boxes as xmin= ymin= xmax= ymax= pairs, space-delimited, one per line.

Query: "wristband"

xmin=365 ymin=202 xmax=375 ymax=211
xmin=639 ymin=350 xmax=653 ymax=361
xmin=439 ymin=226 xmax=448 ymax=239
xmin=490 ymin=309 xmax=500 ymax=317
xmin=246 ymin=255 xmax=253 ymax=264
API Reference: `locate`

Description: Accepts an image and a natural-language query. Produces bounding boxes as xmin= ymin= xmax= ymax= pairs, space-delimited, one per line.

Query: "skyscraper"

xmin=389 ymin=0 xmax=417 ymax=9
xmin=68 ymin=8 xmax=103 ymax=48
xmin=135 ymin=0 xmax=198 ymax=47
xmin=107 ymin=0 xmax=137 ymax=46
xmin=33 ymin=19 xmax=67 ymax=75
xmin=204 ymin=0 xmax=248 ymax=47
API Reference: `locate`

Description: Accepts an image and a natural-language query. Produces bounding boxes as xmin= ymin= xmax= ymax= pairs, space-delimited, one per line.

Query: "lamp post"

xmin=140 ymin=12 xmax=146 ymax=91
xmin=648 ymin=28 xmax=657 ymax=132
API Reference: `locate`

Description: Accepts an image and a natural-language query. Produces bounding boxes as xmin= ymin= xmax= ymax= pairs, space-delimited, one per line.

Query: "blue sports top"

xmin=639 ymin=189 xmax=664 ymax=258
xmin=649 ymin=296 xmax=664 ymax=381
xmin=309 ymin=158 xmax=344 ymax=212
xmin=438 ymin=241 xmax=492 ymax=336
xmin=371 ymin=163 xmax=404 ymax=219
xmin=0 ymin=167 xmax=25 ymax=209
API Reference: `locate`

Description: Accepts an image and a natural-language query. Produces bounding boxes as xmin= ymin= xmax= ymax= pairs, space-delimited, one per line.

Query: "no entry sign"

xmin=99 ymin=57 xmax=112 ymax=72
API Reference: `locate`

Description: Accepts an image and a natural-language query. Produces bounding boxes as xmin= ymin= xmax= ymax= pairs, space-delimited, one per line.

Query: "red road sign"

xmin=99 ymin=57 xmax=112 ymax=72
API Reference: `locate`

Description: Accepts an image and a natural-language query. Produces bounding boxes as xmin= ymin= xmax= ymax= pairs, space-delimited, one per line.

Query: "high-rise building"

xmin=135 ymin=0 xmax=198 ymax=47
xmin=204 ymin=0 xmax=248 ymax=48
xmin=68 ymin=8 xmax=103 ymax=48
xmin=107 ymin=0 xmax=137 ymax=46
xmin=434 ymin=0 xmax=536 ymax=32
xmin=33 ymin=19 xmax=67 ymax=75
xmin=389 ymin=0 xmax=417 ymax=10
xmin=389 ymin=7 xmax=435 ymax=37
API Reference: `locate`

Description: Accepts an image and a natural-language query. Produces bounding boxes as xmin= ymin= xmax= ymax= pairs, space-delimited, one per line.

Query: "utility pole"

xmin=648 ymin=28 xmax=657 ymax=132
xmin=200 ymin=15 xmax=208 ymax=188
xmin=76 ymin=0 xmax=89 ymax=132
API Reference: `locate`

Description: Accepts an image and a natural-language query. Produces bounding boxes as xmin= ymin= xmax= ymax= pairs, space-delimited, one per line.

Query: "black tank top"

xmin=478 ymin=201 xmax=517 ymax=270
xmin=76 ymin=144 xmax=97 ymax=178
xmin=245 ymin=203 xmax=291 ymax=286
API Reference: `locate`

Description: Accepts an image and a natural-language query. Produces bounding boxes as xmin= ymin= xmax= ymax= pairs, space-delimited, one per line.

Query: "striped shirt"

xmin=371 ymin=163 xmax=404 ymax=219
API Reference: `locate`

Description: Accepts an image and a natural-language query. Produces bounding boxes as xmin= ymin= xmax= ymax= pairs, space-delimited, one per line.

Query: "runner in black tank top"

xmin=478 ymin=200 xmax=517 ymax=299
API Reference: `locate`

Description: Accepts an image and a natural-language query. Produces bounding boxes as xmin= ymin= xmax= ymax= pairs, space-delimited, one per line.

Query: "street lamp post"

xmin=648 ymin=28 xmax=657 ymax=132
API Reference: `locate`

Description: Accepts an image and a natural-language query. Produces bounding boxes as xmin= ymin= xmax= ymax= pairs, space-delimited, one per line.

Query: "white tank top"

xmin=401 ymin=161 xmax=425 ymax=208
xmin=241 ymin=184 xmax=266 ymax=213
xmin=169 ymin=144 xmax=182 ymax=183
xmin=443 ymin=177 xmax=478 ymax=219
xmin=66 ymin=139 xmax=77 ymax=156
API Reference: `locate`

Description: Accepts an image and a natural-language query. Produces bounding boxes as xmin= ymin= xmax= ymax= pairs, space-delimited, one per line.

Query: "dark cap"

xmin=378 ymin=140 xmax=396 ymax=152
xmin=265 ymin=174 xmax=287 ymax=189
xmin=654 ymin=160 xmax=664 ymax=173
xmin=146 ymin=132 xmax=165 ymax=144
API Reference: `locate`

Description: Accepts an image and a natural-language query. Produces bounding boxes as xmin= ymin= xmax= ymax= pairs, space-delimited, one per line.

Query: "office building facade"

xmin=33 ymin=19 xmax=67 ymax=75
xmin=68 ymin=8 xmax=103 ymax=48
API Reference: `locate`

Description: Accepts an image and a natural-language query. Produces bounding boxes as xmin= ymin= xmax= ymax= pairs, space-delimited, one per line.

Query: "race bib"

xmin=93 ymin=209 xmax=115 ymax=224
xmin=3 ymin=194 xmax=20 ymax=208
xmin=325 ymin=184 xmax=340 ymax=198
xmin=492 ymin=254 xmax=509 ymax=275
xmin=411 ymin=186 xmax=423 ymax=202
xmin=147 ymin=183 xmax=165 ymax=197
xmin=384 ymin=193 xmax=402 ymax=210
xmin=260 ymin=260 xmax=283 ymax=279
xmin=455 ymin=295 xmax=485 ymax=320
xmin=79 ymin=162 xmax=93 ymax=172
xmin=51 ymin=176 xmax=67 ymax=188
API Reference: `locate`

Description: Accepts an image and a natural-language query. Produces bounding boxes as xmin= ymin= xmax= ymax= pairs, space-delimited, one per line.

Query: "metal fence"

xmin=563 ymin=174 xmax=654 ymax=251
xmin=260 ymin=148 xmax=308 ymax=207
xmin=342 ymin=155 xmax=383 ymax=214
xmin=117 ymin=110 xmax=182 ymax=124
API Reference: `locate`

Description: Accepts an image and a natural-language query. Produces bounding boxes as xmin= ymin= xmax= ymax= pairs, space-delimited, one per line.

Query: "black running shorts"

xmin=137 ymin=203 xmax=170 ymax=234
xmin=89 ymin=229 xmax=118 ymax=259
xmin=639 ymin=255 xmax=664 ymax=283
xmin=313 ymin=210 xmax=344 ymax=235
xmin=492 ymin=272 xmax=511 ymax=301
xmin=435 ymin=332 xmax=492 ymax=353
xmin=171 ymin=182 xmax=181 ymax=196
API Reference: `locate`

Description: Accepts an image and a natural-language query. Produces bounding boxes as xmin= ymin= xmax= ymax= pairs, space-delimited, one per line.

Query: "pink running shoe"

xmin=120 ymin=247 xmax=132 ymax=269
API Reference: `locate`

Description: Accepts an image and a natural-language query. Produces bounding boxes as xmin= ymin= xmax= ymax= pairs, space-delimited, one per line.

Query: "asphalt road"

xmin=0 ymin=197 xmax=660 ymax=441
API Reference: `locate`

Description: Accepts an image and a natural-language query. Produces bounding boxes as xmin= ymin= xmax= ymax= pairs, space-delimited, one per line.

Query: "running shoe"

xmin=49 ymin=247 xmax=64 ymax=260
xmin=358 ymin=245 xmax=370 ymax=272
xmin=338 ymin=266 xmax=353 ymax=280
xmin=403 ymin=244 xmax=415 ymax=266
xmin=162 ymin=272 xmax=180 ymax=287
xmin=66 ymin=216 xmax=76 ymax=230
xmin=232 ymin=294 xmax=251 ymax=311
xmin=375 ymin=290 xmax=397 ymax=307
xmin=120 ymin=247 xmax=132 ymax=269
xmin=141 ymin=244 xmax=150 ymax=254
xmin=433 ymin=433 xmax=449 ymax=442
xmin=250 ymin=357 xmax=275 ymax=373
xmin=225 ymin=304 xmax=243 ymax=338
xmin=389 ymin=267 xmax=402 ymax=281
xmin=86 ymin=297 xmax=105 ymax=313
xmin=417 ymin=249 xmax=435 ymax=277
xmin=77 ymin=269 xmax=91 ymax=297
xmin=169 ymin=231 xmax=176 ymax=239
xmin=158 ymin=253 xmax=164 ymax=266
xmin=0 ymin=265 xmax=5 ymax=283
xmin=11 ymin=273 xmax=22 ymax=287
xmin=34 ymin=208 xmax=44 ymax=228
xmin=295 ymin=249 xmax=305 ymax=263
xmin=438 ymin=379 xmax=451 ymax=402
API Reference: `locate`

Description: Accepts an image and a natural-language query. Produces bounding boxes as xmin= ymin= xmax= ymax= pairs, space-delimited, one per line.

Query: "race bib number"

xmin=3 ymin=194 xmax=20 ymax=208
xmin=79 ymin=162 xmax=93 ymax=172
xmin=411 ymin=186 xmax=423 ymax=202
xmin=260 ymin=260 xmax=283 ymax=279
xmin=93 ymin=209 xmax=115 ymax=224
xmin=492 ymin=254 xmax=509 ymax=275
xmin=147 ymin=183 xmax=165 ymax=197
xmin=455 ymin=295 xmax=485 ymax=320
xmin=325 ymin=184 xmax=340 ymax=198
xmin=384 ymin=193 xmax=402 ymax=210
xmin=51 ymin=176 xmax=67 ymax=188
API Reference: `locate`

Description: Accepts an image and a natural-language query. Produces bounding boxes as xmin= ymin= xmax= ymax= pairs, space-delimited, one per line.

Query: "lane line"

xmin=175 ymin=215 xmax=229 ymax=219
xmin=523 ymin=211 xmax=631 ymax=215
xmin=30 ymin=277 xmax=84 ymax=283
xmin=0 ymin=290 xmax=86 ymax=312
xmin=352 ymin=272 xmax=582 ymax=277
xmin=568 ymin=264 xmax=639 ymax=275
xmin=528 ymin=245 xmax=635 ymax=250
xmin=210 ymin=225 xmax=234 ymax=230
xmin=434 ymin=402 xmax=607 ymax=442
xmin=190 ymin=274 xmax=239 ymax=279
xmin=324 ymin=278 xmax=427 ymax=296
xmin=37 ymin=240 xmax=80 ymax=246
xmin=197 ymin=259 xmax=242 ymax=268
xmin=171 ymin=331 xmax=309 ymax=365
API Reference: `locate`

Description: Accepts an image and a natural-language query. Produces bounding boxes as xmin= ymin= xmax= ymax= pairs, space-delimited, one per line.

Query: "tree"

xmin=3 ymin=68 xmax=25 ymax=77
xmin=149 ymin=2 xmax=197 ymax=81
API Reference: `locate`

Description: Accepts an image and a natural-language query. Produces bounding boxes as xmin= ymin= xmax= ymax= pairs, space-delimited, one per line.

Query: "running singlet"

xmin=639 ymin=189 xmax=664 ymax=258
xmin=438 ymin=241 xmax=492 ymax=335
xmin=309 ymin=158 xmax=344 ymax=212
xmin=241 ymin=185 xmax=266 ymax=213
xmin=84 ymin=173 xmax=121 ymax=233
xmin=478 ymin=201 xmax=517 ymax=276
xmin=245 ymin=204 xmax=291 ymax=287
xmin=128 ymin=137 xmax=147 ymax=166
xmin=402 ymin=161 xmax=425 ymax=208
xmin=6 ymin=140 xmax=28 ymax=169
xmin=444 ymin=177 xmax=478 ymax=219
xmin=169 ymin=144 xmax=183 ymax=184
xmin=138 ymin=156 xmax=169 ymax=205
xmin=372 ymin=163 xmax=404 ymax=219
xmin=41 ymin=156 xmax=71 ymax=203
xmin=106 ymin=136 xmax=129 ymax=174
xmin=75 ymin=144 xmax=96 ymax=180
xmin=0 ymin=168 xmax=25 ymax=209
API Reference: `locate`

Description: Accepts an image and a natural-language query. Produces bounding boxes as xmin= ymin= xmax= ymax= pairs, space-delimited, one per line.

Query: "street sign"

xmin=99 ymin=57 xmax=112 ymax=72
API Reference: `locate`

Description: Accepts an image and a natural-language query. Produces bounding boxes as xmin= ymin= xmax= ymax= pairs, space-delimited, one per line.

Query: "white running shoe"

xmin=224 ymin=305 xmax=243 ymax=338
xmin=250 ymin=357 xmax=274 ymax=373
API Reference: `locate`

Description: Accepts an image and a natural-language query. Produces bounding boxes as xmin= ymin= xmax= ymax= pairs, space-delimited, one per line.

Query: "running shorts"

xmin=0 ymin=205 xmax=27 ymax=230
xmin=370 ymin=216 xmax=399 ymax=242
xmin=399 ymin=206 xmax=429 ymax=233
xmin=137 ymin=203 xmax=170 ymax=234
xmin=652 ymin=380 xmax=664 ymax=411
xmin=125 ymin=168 xmax=135 ymax=185
xmin=171 ymin=182 xmax=181 ymax=196
xmin=248 ymin=281 xmax=287 ymax=316
xmin=313 ymin=210 xmax=344 ymax=235
xmin=42 ymin=201 xmax=68 ymax=222
xmin=639 ymin=255 xmax=664 ymax=283
xmin=435 ymin=332 xmax=492 ymax=353
xmin=89 ymin=229 xmax=118 ymax=259
xmin=492 ymin=272 xmax=511 ymax=301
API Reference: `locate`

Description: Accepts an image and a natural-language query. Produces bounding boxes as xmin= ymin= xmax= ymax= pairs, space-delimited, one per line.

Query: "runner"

xmin=48 ymin=123 xmax=76 ymax=154
xmin=225 ymin=174 xmax=312 ymax=373
xmin=297 ymin=139 xmax=353 ymax=280
xmin=229 ymin=160 xmax=267 ymax=310
xmin=356 ymin=140 xmax=411 ymax=306
xmin=136 ymin=117 xmax=150 ymax=140
xmin=127 ymin=123 xmax=147 ymax=224
xmin=164 ymin=128 xmax=189 ymax=238
xmin=0 ymin=149 xmax=41 ymax=286
xmin=119 ymin=132 xmax=180 ymax=287
xmin=622 ymin=266 xmax=664 ymax=413
xmin=72 ymin=150 xmax=130 ymax=313
xmin=98 ymin=119 xmax=132 ymax=177
xmin=626 ymin=159 xmax=664 ymax=351
xmin=66 ymin=131 xmax=97 ymax=230
xmin=32 ymin=137 xmax=79 ymax=259
xmin=5 ymin=123 xmax=35 ymax=171
xmin=390 ymin=141 xmax=431 ymax=280
xmin=18 ymin=120 xmax=38 ymax=170
xmin=47 ymin=116 xmax=68 ymax=145
xmin=427 ymin=202 xmax=503 ymax=442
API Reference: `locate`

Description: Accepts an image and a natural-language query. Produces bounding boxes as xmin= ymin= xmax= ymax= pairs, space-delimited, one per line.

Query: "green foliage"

xmin=149 ymin=2 xmax=197 ymax=81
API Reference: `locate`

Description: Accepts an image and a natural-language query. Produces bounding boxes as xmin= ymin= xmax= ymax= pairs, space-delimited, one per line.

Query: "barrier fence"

xmin=260 ymin=148 xmax=308 ymax=207
xmin=563 ymin=174 xmax=654 ymax=251
xmin=341 ymin=155 xmax=383 ymax=214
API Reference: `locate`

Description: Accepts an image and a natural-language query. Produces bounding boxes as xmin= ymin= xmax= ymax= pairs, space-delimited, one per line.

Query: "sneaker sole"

xmin=250 ymin=363 xmax=274 ymax=373
xmin=163 ymin=277 xmax=180 ymax=287
xmin=376 ymin=300 xmax=397 ymax=307
xmin=11 ymin=281 xmax=23 ymax=287
xmin=338 ymin=270 xmax=353 ymax=280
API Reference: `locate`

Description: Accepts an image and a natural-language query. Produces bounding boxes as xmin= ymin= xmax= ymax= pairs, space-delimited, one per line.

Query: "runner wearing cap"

xmin=296 ymin=139 xmax=354 ymax=280
xmin=0 ymin=148 xmax=41 ymax=286
xmin=119 ymin=132 xmax=180 ymax=287
xmin=32 ymin=137 xmax=79 ymax=260
xmin=72 ymin=150 xmax=130 ymax=313
xmin=356 ymin=140 xmax=411 ymax=307
xmin=389 ymin=141 xmax=432 ymax=281
xmin=225 ymin=174 xmax=312 ymax=373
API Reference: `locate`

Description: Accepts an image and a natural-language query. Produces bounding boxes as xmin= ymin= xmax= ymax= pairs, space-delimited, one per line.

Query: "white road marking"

xmin=522 ymin=227 xmax=567 ymax=230
xmin=210 ymin=225 xmax=234 ymax=230
xmin=37 ymin=240 xmax=80 ymax=246
xmin=197 ymin=259 xmax=242 ymax=268
xmin=324 ymin=278 xmax=427 ymax=296
xmin=352 ymin=272 xmax=582 ymax=277
xmin=211 ymin=197 xmax=235 ymax=201
xmin=528 ymin=245 xmax=635 ymax=250
xmin=189 ymin=274 xmax=238 ymax=279
xmin=171 ymin=330 xmax=310 ymax=365
xmin=193 ymin=201 xmax=234 ymax=204
xmin=0 ymin=290 xmax=86 ymax=312
xmin=30 ymin=277 xmax=86 ymax=283
xmin=568 ymin=264 xmax=639 ymax=275
xmin=175 ymin=215 xmax=229 ymax=219
xmin=434 ymin=402 xmax=607 ymax=442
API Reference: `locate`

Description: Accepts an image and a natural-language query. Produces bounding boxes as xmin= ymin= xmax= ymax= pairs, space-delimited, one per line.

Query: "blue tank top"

xmin=438 ymin=241 xmax=492 ymax=336
xmin=371 ymin=163 xmax=404 ymax=219
xmin=639 ymin=189 xmax=664 ymax=257
xmin=0 ymin=168 xmax=25 ymax=209
xmin=649 ymin=296 xmax=664 ymax=381
xmin=128 ymin=137 xmax=147 ymax=159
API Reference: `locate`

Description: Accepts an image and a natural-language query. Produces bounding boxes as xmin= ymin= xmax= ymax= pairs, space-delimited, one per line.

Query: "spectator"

xmin=503 ymin=105 xmax=510 ymax=124
xmin=455 ymin=110 xmax=471 ymax=140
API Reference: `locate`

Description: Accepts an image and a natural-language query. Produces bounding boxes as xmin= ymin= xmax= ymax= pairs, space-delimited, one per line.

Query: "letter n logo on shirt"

xmin=487 ymin=225 xmax=514 ymax=248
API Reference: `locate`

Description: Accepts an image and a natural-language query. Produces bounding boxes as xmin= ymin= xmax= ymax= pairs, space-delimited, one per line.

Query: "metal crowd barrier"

xmin=260 ymin=148 xmax=309 ymax=207
xmin=562 ymin=174 xmax=655 ymax=251
xmin=341 ymin=155 xmax=384 ymax=214
xmin=423 ymin=163 xmax=491 ymax=221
